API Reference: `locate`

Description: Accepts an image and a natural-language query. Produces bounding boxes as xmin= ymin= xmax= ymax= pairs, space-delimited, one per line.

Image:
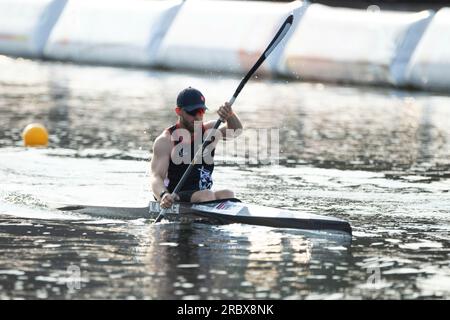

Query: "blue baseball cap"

xmin=176 ymin=87 xmax=208 ymax=112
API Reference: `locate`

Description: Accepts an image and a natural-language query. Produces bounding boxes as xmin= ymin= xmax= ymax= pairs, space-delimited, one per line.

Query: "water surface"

xmin=0 ymin=56 xmax=449 ymax=299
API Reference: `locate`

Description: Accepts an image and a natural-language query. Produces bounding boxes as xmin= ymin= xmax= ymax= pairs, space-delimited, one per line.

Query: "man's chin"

xmin=185 ymin=124 xmax=195 ymax=132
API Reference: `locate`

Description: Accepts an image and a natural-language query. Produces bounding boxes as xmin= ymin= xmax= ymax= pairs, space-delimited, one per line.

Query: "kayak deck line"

xmin=56 ymin=198 xmax=352 ymax=235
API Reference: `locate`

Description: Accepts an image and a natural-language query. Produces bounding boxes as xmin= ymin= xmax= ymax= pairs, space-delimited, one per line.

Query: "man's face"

xmin=179 ymin=108 xmax=205 ymax=132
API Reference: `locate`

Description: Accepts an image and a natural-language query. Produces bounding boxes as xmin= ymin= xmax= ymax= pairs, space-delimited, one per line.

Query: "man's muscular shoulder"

xmin=153 ymin=130 xmax=172 ymax=155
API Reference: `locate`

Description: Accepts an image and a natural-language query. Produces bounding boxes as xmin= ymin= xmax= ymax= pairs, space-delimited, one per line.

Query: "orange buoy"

xmin=22 ymin=123 xmax=49 ymax=147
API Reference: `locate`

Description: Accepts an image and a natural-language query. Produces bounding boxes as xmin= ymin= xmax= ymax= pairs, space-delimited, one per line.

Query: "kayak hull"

xmin=57 ymin=198 xmax=352 ymax=235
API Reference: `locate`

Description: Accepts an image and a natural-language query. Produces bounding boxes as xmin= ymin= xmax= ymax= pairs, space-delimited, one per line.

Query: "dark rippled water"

xmin=0 ymin=56 xmax=449 ymax=299
xmin=1 ymin=57 xmax=449 ymax=176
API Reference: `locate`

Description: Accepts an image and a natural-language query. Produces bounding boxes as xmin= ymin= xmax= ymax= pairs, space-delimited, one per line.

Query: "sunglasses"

xmin=185 ymin=108 xmax=205 ymax=117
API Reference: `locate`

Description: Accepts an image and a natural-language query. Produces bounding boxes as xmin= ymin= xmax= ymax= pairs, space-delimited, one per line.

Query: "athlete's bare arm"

xmin=204 ymin=102 xmax=243 ymax=140
xmin=150 ymin=132 xmax=172 ymax=201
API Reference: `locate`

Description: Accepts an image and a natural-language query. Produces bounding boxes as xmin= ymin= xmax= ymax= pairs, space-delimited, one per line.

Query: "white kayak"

xmin=57 ymin=198 xmax=352 ymax=235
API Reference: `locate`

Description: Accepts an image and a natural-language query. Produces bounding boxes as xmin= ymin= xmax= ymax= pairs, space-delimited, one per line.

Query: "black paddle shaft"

xmin=231 ymin=14 xmax=293 ymax=101
xmin=154 ymin=14 xmax=294 ymax=223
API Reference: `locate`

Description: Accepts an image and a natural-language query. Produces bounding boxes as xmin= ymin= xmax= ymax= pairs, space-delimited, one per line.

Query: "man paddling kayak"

xmin=150 ymin=87 xmax=243 ymax=209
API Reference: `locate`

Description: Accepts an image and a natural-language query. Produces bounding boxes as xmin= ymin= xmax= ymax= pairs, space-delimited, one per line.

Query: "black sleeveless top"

xmin=166 ymin=123 xmax=215 ymax=193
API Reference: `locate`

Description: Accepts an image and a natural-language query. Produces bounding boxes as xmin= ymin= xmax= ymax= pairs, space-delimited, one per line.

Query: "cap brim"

xmin=182 ymin=104 xmax=207 ymax=112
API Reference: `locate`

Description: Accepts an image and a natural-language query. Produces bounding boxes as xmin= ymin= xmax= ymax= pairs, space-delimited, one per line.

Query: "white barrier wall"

xmin=405 ymin=8 xmax=450 ymax=91
xmin=2 ymin=0 xmax=450 ymax=93
xmin=44 ymin=0 xmax=182 ymax=67
xmin=279 ymin=4 xmax=432 ymax=85
xmin=0 ymin=0 xmax=66 ymax=58
xmin=155 ymin=0 xmax=306 ymax=75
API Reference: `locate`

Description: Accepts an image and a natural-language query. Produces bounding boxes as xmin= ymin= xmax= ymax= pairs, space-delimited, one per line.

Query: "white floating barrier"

xmin=155 ymin=0 xmax=306 ymax=75
xmin=279 ymin=4 xmax=432 ymax=86
xmin=405 ymin=8 xmax=450 ymax=91
xmin=44 ymin=0 xmax=182 ymax=67
xmin=0 ymin=0 xmax=66 ymax=58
